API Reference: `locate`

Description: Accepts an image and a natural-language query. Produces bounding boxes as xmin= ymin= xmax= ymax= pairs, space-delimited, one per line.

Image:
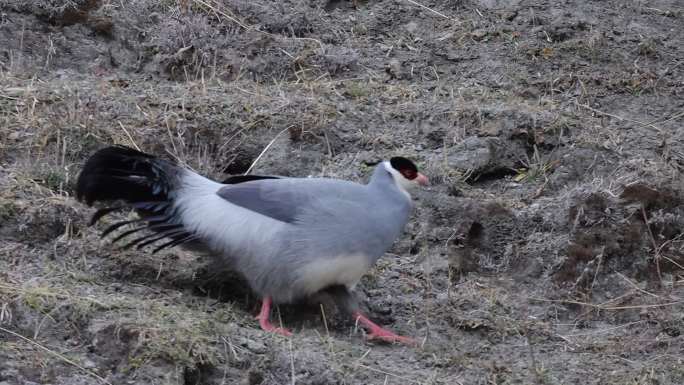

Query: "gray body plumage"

xmin=173 ymin=165 xmax=412 ymax=303
xmin=76 ymin=146 xmax=417 ymax=307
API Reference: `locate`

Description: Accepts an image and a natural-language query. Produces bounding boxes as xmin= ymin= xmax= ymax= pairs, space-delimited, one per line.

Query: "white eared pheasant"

xmin=76 ymin=145 xmax=428 ymax=343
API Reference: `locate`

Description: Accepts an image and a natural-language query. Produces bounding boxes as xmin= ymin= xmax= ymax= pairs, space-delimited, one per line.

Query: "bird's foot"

xmin=366 ymin=326 xmax=416 ymax=345
xmin=353 ymin=312 xmax=416 ymax=345
xmin=257 ymin=297 xmax=292 ymax=337
xmin=258 ymin=317 xmax=293 ymax=337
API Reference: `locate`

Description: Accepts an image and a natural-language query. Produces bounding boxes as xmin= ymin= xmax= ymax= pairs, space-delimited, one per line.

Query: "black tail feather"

xmin=78 ymin=146 xmax=281 ymax=254
xmin=101 ymin=219 xmax=140 ymax=238
xmin=76 ymin=145 xmax=172 ymax=206
xmin=77 ymin=146 xmax=200 ymax=253
xmin=101 ymin=215 xmax=171 ymax=238
xmin=133 ymin=229 xmax=188 ymax=250
xmin=152 ymin=234 xmax=200 ymax=254
xmin=89 ymin=207 xmax=125 ymax=226
xmin=113 ymin=223 xmax=182 ymax=245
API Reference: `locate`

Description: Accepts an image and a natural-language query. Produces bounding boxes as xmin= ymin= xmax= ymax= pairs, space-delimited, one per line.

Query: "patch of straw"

xmin=0 ymin=326 xmax=112 ymax=385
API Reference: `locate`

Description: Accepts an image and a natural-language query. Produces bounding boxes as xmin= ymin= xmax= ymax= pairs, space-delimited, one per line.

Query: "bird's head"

xmin=383 ymin=156 xmax=429 ymax=192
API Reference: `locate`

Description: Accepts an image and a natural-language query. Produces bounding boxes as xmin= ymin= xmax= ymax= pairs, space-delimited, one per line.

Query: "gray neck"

xmin=364 ymin=162 xmax=413 ymax=261
xmin=369 ymin=162 xmax=393 ymax=186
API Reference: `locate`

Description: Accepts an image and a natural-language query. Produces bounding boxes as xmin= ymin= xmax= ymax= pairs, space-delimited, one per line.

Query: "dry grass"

xmin=2 ymin=0 xmax=683 ymax=384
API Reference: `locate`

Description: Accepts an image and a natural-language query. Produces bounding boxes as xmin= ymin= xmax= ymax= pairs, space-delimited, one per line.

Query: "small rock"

xmin=246 ymin=370 xmax=264 ymax=385
xmin=471 ymin=29 xmax=488 ymax=40
xmin=385 ymin=59 xmax=403 ymax=79
xmin=239 ymin=337 xmax=267 ymax=354
xmin=446 ymin=136 xmax=495 ymax=172
xmin=518 ymin=87 xmax=540 ymax=99
xmin=82 ymin=358 xmax=97 ymax=369
xmin=89 ymin=16 xmax=114 ymax=37
xmin=370 ymin=303 xmax=392 ymax=315
xmin=445 ymin=136 xmax=525 ymax=178
xmin=502 ymin=11 xmax=518 ymax=21
xmin=404 ymin=21 xmax=419 ymax=34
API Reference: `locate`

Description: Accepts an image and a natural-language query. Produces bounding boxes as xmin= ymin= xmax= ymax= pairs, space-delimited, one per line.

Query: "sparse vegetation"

xmin=1 ymin=0 xmax=683 ymax=384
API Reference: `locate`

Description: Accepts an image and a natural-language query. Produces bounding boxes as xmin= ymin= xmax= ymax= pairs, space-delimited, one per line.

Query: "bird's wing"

xmin=221 ymin=174 xmax=280 ymax=184
xmin=216 ymin=178 xmax=363 ymax=224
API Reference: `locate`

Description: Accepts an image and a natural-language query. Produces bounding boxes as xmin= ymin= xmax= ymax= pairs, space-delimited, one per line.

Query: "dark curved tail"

xmin=76 ymin=146 xmax=199 ymax=253
xmin=76 ymin=145 xmax=176 ymax=206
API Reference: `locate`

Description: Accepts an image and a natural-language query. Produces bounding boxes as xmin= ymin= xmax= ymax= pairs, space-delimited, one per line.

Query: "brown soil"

xmin=1 ymin=0 xmax=683 ymax=384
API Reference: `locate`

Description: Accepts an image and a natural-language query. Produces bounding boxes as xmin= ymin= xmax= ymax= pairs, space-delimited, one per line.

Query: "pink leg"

xmin=353 ymin=311 xmax=415 ymax=345
xmin=257 ymin=297 xmax=292 ymax=337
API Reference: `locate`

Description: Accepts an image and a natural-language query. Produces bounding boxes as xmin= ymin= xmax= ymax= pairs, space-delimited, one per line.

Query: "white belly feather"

xmin=294 ymin=254 xmax=370 ymax=295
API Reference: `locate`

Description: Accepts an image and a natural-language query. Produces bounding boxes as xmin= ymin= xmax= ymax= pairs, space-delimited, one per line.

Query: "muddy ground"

xmin=1 ymin=0 xmax=683 ymax=384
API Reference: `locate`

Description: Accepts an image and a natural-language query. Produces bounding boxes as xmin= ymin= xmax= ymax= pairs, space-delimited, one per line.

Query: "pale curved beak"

xmin=416 ymin=173 xmax=429 ymax=186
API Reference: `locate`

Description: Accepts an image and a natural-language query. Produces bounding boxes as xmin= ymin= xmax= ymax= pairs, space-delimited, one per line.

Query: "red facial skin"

xmin=400 ymin=169 xmax=429 ymax=186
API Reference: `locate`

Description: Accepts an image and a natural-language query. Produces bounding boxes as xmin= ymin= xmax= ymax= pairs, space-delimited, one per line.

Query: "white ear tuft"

xmin=383 ymin=161 xmax=412 ymax=198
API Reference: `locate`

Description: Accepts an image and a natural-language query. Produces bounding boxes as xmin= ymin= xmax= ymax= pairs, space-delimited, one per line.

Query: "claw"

xmin=353 ymin=311 xmax=416 ymax=345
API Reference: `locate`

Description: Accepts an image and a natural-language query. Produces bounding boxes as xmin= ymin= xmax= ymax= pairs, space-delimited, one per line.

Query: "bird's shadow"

xmin=173 ymin=264 xmax=354 ymax=332
xmin=106 ymin=255 xmax=364 ymax=334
